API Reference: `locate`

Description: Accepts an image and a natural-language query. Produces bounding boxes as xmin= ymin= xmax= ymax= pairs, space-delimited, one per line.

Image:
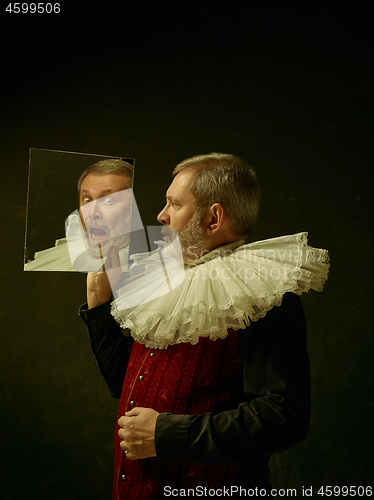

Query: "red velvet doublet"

xmin=113 ymin=330 xmax=244 ymax=499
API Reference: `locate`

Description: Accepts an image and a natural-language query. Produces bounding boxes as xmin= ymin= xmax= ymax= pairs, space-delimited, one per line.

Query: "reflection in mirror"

xmin=24 ymin=149 xmax=136 ymax=272
xmin=66 ymin=188 xmax=143 ymax=273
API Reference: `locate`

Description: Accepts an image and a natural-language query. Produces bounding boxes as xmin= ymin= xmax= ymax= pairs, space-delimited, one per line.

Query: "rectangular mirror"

xmin=24 ymin=148 xmax=136 ymax=272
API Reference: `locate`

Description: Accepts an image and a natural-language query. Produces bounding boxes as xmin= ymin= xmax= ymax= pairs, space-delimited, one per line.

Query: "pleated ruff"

xmin=111 ymin=232 xmax=329 ymax=349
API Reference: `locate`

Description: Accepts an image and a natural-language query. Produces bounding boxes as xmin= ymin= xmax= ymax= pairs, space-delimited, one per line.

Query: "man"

xmin=77 ymin=158 xmax=134 ymax=261
xmin=65 ymin=158 xmax=135 ymax=274
xmin=79 ymin=153 xmax=328 ymax=498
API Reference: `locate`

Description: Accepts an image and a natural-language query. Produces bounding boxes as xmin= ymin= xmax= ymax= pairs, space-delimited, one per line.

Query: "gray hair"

xmin=77 ymin=158 xmax=133 ymax=193
xmin=173 ymin=153 xmax=261 ymax=236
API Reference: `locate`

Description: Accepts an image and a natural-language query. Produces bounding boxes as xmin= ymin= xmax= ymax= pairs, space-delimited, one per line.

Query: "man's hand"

xmin=118 ymin=407 xmax=159 ymax=460
xmin=87 ymin=246 xmax=122 ymax=309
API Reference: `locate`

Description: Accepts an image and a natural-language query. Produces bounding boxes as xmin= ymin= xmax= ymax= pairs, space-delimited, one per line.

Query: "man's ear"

xmin=206 ymin=203 xmax=225 ymax=235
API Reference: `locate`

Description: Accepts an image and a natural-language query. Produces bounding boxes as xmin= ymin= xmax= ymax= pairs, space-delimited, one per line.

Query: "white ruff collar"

xmin=111 ymin=232 xmax=329 ymax=349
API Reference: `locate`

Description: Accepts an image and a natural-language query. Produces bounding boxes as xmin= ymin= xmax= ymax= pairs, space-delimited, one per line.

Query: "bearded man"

xmin=79 ymin=153 xmax=329 ymax=499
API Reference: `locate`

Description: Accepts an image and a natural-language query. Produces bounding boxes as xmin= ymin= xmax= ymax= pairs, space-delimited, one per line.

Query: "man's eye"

xmin=83 ymin=197 xmax=91 ymax=203
xmin=103 ymin=197 xmax=114 ymax=205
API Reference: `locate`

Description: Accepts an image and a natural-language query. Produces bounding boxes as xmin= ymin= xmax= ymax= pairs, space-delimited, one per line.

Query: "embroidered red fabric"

xmin=113 ymin=330 xmax=243 ymax=499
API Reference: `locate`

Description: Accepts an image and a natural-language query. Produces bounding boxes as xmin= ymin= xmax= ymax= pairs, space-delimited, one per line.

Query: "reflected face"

xmin=79 ymin=173 xmax=132 ymax=257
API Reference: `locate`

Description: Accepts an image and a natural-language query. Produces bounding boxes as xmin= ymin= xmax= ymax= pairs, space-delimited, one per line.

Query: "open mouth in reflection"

xmin=89 ymin=227 xmax=109 ymax=242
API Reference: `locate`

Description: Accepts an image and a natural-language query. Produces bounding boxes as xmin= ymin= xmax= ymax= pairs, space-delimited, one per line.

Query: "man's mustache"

xmin=85 ymin=220 xmax=110 ymax=232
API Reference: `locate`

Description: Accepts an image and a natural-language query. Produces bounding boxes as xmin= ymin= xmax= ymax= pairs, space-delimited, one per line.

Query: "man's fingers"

xmin=117 ymin=407 xmax=158 ymax=460
xmin=124 ymin=407 xmax=141 ymax=417
xmin=104 ymin=245 xmax=122 ymax=291
xmin=118 ymin=426 xmax=136 ymax=459
xmin=118 ymin=438 xmax=131 ymax=457
xmin=119 ymin=443 xmax=137 ymax=461
xmin=86 ymin=270 xmax=113 ymax=309
xmin=106 ymin=246 xmax=120 ymax=269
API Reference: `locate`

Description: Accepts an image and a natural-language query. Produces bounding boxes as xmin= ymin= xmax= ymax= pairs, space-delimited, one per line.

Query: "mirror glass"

xmin=24 ymin=148 xmax=137 ymax=272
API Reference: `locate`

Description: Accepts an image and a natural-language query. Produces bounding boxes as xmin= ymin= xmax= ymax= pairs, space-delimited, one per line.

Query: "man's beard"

xmin=177 ymin=209 xmax=207 ymax=261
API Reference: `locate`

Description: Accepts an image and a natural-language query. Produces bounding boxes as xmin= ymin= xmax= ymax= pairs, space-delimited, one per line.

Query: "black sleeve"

xmin=79 ymin=301 xmax=133 ymax=398
xmin=155 ymin=293 xmax=311 ymax=465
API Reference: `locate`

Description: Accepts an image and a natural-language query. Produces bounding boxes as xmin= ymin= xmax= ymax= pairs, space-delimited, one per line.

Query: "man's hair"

xmin=173 ymin=153 xmax=261 ymax=236
xmin=77 ymin=158 xmax=134 ymax=193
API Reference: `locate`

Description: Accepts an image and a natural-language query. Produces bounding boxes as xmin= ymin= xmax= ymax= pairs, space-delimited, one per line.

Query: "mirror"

xmin=24 ymin=148 xmax=137 ymax=272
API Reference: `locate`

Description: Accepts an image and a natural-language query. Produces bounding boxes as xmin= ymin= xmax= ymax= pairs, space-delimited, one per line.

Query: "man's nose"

xmin=88 ymin=200 xmax=103 ymax=219
xmin=157 ymin=206 xmax=170 ymax=225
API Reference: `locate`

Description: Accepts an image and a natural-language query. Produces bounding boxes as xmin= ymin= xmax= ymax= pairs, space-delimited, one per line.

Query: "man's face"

xmin=79 ymin=173 xmax=132 ymax=257
xmin=157 ymin=170 xmax=206 ymax=260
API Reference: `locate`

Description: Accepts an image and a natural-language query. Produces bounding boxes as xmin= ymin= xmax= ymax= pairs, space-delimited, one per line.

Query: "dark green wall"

xmin=1 ymin=3 xmax=372 ymax=498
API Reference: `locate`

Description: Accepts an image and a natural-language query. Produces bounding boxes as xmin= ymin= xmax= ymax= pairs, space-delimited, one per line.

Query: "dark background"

xmin=0 ymin=2 xmax=372 ymax=499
